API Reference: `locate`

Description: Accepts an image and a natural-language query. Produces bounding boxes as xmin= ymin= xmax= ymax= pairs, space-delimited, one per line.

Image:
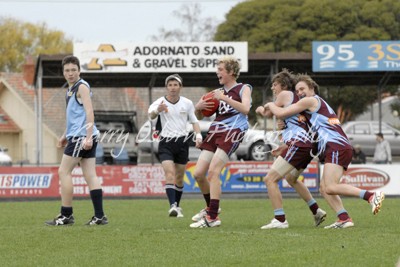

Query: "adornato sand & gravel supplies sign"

xmin=74 ymin=42 xmax=248 ymax=73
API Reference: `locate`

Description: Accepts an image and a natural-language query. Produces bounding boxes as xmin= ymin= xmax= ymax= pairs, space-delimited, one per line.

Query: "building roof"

xmin=36 ymin=53 xmax=400 ymax=88
xmin=0 ymin=106 xmax=21 ymax=133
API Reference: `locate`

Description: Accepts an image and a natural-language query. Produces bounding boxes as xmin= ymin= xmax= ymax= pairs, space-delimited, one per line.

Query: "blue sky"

xmin=0 ymin=0 xmax=244 ymax=42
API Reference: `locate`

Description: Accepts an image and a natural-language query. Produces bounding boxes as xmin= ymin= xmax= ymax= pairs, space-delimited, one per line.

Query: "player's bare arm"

xmin=192 ymin=122 xmax=203 ymax=148
xmin=149 ymin=100 xmax=169 ymax=120
xmin=258 ymin=91 xmax=292 ymax=118
xmin=255 ymin=105 xmax=268 ymax=116
xmin=78 ymin=84 xmax=94 ymax=149
xmin=266 ymin=97 xmax=317 ymax=119
xmin=214 ymin=86 xmax=251 ymax=115
xmin=58 ymin=130 xmax=68 ymax=148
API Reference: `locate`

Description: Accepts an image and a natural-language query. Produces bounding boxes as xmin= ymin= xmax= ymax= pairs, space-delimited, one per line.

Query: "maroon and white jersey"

xmin=282 ymin=92 xmax=314 ymax=148
xmin=307 ymin=95 xmax=352 ymax=154
xmin=210 ymin=83 xmax=252 ymax=132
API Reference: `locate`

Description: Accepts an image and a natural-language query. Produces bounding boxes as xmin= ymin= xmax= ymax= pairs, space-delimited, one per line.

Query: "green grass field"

xmin=0 ymin=197 xmax=398 ymax=267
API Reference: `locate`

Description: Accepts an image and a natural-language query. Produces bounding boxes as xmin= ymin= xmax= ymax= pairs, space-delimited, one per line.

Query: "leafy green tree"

xmin=216 ymin=0 xmax=400 ymax=52
xmin=215 ymin=0 xmax=400 ymax=122
xmin=0 ymin=17 xmax=72 ymax=72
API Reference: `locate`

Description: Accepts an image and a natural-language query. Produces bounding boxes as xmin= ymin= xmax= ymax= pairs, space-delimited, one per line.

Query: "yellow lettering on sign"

xmin=87 ymin=44 xmax=127 ymax=70
xmin=368 ymin=44 xmax=385 ymax=61
xmin=386 ymin=44 xmax=400 ymax=60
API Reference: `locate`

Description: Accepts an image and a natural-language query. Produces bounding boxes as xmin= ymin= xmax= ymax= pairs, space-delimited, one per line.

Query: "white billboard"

xmin=74 ymin=42 xmax=248 ymax=73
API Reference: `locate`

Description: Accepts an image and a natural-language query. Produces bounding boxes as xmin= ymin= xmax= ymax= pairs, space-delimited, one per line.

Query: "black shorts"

xmin=158 ymin=136 xmax=189 ymax=165
xmin=64 ymin=136 xmax=98 ymax=158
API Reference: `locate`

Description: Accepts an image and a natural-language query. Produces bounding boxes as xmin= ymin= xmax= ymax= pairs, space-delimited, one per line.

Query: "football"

xmin=201 ymin=91 xmax=220 ymax=117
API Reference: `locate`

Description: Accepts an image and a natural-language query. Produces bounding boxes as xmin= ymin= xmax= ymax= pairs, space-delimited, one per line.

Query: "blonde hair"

xmin=296 ymin=74 xmax=320 ymax=95
xmin=218 ymin=56 xmax=241 ymax=79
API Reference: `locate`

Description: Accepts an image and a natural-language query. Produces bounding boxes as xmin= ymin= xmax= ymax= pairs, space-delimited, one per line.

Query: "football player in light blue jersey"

xmin=45 ymin=55 xmax=107 ymax=226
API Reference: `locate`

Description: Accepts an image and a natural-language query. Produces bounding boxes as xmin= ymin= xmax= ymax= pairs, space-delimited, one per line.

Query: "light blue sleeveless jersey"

xmin=65 ymin=79 xmax=99 ymax=139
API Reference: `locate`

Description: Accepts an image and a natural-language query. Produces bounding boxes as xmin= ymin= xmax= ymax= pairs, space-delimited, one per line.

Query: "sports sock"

xmin=90 ymin=189 xmax=104 ymax=218
xmin=337 ymin=210 xmax=350 ymax=221
xmin=209 ymin=199 xmax=220 ymax=220
xmin=274 ymin=208 xmax=286 ymax=222
xmin=203 ymin=193 xmax=211 ymax=207
xmin=61 ymin=206 xmax=73 ymax=217
xmin=307 ymin=199 xmax=319 ymax=215
xmin=165 ymin=184 xmax=176 ymax=206
xmin=360 ymin=190 xmax=374 ymax=202
xmin=174 ymin=184 xmax=184 ymax=206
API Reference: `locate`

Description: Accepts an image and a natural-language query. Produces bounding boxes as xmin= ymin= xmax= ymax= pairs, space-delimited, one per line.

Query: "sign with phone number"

xmin=312 ymin=41 xmax=400 ymax=72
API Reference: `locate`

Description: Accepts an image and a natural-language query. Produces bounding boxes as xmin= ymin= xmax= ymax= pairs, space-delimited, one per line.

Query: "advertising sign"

xmin=321 ymin=164 xmax=400 ymax=196
xmin=184 ymin=161 xmax=319 ymax=193
xmin=4 ymin=163 xmax=399 ymax=199
xmin=0 ymin=167 xmax=57 ymax=198
xmin=0 ymin=162 xmax=319 ymax=199
xmin=69 ymin=165 xmax=167 ymax=197
xmin=312 ymin=41 xmax=400 ymax=72
xmin=74 ymin=42 xmax=248 ymax=73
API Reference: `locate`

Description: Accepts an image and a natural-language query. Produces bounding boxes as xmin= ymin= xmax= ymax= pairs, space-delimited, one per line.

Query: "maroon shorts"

xmin=319 ymin=146 xmax=352 ymax=170
xmin=281 ymin=144 xmax=315 ymax=170
xmin=200 ymin=128 xmax=245 ymax=156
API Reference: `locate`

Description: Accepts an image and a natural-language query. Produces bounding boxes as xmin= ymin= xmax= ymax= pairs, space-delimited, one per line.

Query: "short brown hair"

xmin=272 ymin=69 xmax=295 ymax=91
xmin=62 ymin=55 xmax=80 ymax=71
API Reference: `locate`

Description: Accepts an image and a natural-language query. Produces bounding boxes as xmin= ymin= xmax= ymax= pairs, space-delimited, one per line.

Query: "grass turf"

xmin=0 ymin=197 xmax=398 ymax=267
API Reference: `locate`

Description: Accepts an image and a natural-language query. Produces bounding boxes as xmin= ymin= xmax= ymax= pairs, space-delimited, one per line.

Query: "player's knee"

xmin=193 ymin=171 xmax=206 ymax=182
xmin=285 ymin=179 xmax=296 ymax=187
xmin=207 ymin=169 xmax=219 ymax=182
xmin=324 ymin=185 xmax=336 ymax=195
xmin=164 ymin=173 xmax=175 ymax=184
xmin=264 ymin=172 xmax=280 ymax=186
xmin=263 ymin=175 xmax=271 ymax=185
xmin=319 ymin=182 xmax=335 ymax=195
xmin=285 ymin=175 xmax=297 ymax=186
xmin=175 ymin=176 xmax=183 ymax=184
xmin=58 ymin=167 xmax=69 ymax=179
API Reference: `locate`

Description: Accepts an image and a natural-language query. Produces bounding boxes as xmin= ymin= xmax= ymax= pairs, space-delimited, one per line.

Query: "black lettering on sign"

xmin=204 ymin=46 xmax=235 ymax=55
xmin=191 ymin=58 xmax=218 ymax=68
xmin=133 ymin=46 xmax=201 ymax=56
xmin=144 ymin=58 xmax=187 ymax=68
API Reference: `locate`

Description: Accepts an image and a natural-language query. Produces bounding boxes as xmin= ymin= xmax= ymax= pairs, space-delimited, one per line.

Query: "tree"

xmin=215 ymin=0 xmax=400 ymax=52
xmin=150 ymin=3 xmax=219 ymax=42
xmin=214 ymin=0 xmax=400 ymax=122
xmin=0 ymin=17 xmax=72 ymax=72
